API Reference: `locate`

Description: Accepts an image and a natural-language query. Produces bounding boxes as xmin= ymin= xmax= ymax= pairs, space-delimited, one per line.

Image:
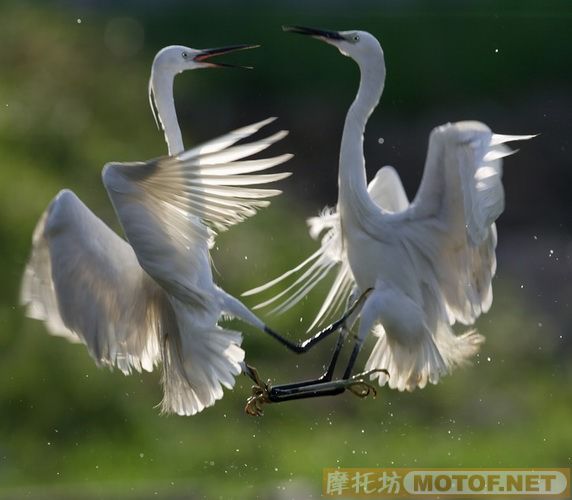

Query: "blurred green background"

xmin=0 ymin=1 xmax=570 ymax=498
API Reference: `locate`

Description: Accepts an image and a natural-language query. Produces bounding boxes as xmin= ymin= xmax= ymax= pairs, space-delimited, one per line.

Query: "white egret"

xmin=245 ymin=26 xmax=535 ymax=403
xmin=21 ymin=44 xmax=301 ymax=416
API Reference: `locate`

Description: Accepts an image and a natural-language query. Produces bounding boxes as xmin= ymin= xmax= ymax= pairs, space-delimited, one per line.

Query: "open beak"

xmin=282 ymin=25 xmax=345 ymax=42
xmin=193 ymin=44 xmax=259 ymax=69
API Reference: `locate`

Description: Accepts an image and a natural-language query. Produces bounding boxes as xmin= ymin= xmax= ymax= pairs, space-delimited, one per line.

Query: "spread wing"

xmin=244 ymin=165 xmax=409 ymax=330
xmin=375 ymin=121 xmax=535 ymax=325
xmin=20 ymin=189 xmax=163 ymax=374
xmin=102 ymin=118 xmax=292 ymax=306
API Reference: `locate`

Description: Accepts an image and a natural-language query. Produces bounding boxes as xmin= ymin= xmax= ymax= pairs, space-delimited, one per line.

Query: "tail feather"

xmin=160 ymin=301 xmax=244 ymax=416
xmin=365 ymin=323 xmax=483 ymax=391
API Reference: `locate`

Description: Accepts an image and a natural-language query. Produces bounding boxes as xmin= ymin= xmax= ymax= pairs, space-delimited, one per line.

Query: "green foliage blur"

xmin=0 ymin=1 xmax=570 ymax=498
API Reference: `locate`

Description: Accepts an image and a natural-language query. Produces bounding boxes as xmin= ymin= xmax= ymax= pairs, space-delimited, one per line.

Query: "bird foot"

xmin=244 ymin=382 xmax=272 ymax=417
xmin=358 ymin=368 xmax=390 ymax=380
xmin=344 ymin=369 xmax=389 ymax=399
xmin=243 ymin=364 xmax=272 ymax=417
xmin=344 ymin=378 xmax=377 ymax=398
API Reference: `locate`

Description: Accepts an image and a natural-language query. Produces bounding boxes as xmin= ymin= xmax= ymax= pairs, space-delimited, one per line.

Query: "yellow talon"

xmin=344 ymin=368 xmax=389 ymax=399
xmin=243 ymin=366 xmax=273 ymax=417
xmin=345 ymin=379 xmax=377 ymax=398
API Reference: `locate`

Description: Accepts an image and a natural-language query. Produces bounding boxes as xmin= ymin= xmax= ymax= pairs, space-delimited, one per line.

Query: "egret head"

xmin=148 ymin=44 xmax=257 ymax=151
xmin=282 ymin=26 xmax=383 ymax=67
xmin=152 ymin=44 xmax=257 ymax=76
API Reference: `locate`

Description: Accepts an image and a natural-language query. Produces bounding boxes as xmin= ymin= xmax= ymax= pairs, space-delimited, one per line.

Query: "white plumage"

xmin=21 ymin=45 xmax=292 ymax=415
xmin=246 ymin=29 xmax=535 ymax=392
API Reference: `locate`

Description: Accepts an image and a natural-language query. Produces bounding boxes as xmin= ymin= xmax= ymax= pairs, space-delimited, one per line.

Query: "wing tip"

xmin=277 ymin=171 xmax=293 ymax=180
xmin=490 ymin=132 xmax=539 ymax=146
xmin=266 ymin=130 xmax=289 ymax=144
xmin=248 ymin=116 xmax=278 ymax=132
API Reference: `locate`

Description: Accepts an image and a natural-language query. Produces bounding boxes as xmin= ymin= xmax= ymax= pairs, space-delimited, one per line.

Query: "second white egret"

xmin=245 ymin=26 xmax=535 ymax=404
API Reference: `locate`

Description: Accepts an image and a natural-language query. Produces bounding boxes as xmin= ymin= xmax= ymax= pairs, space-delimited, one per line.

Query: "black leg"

xmin=342 ymin=340 xmax=362 ymax=379
xmin=268 ymin=381 xmax=346 ymax=402
xmin=267 ymin=369 xmax=386 ymax=403
xmin=267 ymin=336 xmax=379 ymax=403
xmin=323 ymin=325 xmax=348 ymax=380
xmin=244 ymin=337 xmax=388 ymax=413
xmin=265 ymin=326 xmax=349 ymax=392
xmin=262 ymin=288 xmax=371 ymax=354
xmin=243 ymin=289 xmax=382 ymax=415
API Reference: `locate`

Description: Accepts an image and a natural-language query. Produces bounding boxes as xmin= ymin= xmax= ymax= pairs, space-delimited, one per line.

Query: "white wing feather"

xmin=179 ymin=117 xmax=278 ymax=158
xmin=102 ymin=120 xmax=292 ymax=305
xmin=20 ymin=189 xmax=162 ymax=374
xmin=22 ymin=119 xmax=290 ymax=415
xmin=100 ymin=120 xmax=290 ymax=414
xmin=247 ymin=121 xmax=533 ymax=334
xmin=384 ymin=122 xmax=535 ymax=325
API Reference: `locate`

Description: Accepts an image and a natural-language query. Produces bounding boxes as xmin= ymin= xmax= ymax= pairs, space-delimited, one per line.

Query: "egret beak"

xmin=194 ymin=44 xmax=259 ymax=69
xmin=282 ymin=25 xmax=345 ymax=42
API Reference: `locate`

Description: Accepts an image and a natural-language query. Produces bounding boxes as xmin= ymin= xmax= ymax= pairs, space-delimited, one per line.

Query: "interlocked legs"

xmin=244 ymin=366 xmax=389 ymax=417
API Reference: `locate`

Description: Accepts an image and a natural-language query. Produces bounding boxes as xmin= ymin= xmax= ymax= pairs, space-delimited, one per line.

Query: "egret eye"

xmin=353 ymin=35 xmax=360 ymax=42
xmin=182 ymin=52 xmax=188 ymax=59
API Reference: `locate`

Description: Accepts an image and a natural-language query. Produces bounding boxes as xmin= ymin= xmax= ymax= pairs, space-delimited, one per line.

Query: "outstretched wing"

xmin=378 ymin=121 xmax=535 ymax=325
xmin=20 ymin=189 xmax=163 ymax=374
xmin=102 ymin=118 xmax=292 ymax=305
xmin=244 ymin=165 xmax=409 ymax=331
xmin=405 ymin=122 xmax=534 ymax=243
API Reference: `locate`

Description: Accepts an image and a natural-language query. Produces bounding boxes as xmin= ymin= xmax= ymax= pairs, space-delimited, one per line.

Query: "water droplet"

xmin=77 ymin=18 xmax=82 ymax=24
xmin=487 ymin=356 xmax=491 ymax=362
xmin=378 ymin=137 xmax=385 ymax=144
xmin=494 ymin=48 xmax=499 ymax=53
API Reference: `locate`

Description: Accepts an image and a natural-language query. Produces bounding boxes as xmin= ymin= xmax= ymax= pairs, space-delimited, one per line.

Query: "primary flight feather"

xmin=21 ymin=44 xmax=292 ymax=415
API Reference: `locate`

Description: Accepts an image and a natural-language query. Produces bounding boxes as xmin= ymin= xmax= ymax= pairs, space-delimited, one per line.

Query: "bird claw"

xmin=344 ymin=379 xmax=377 ymax=398
xmin=357 ymin=368 xmax=390 ymax=380
xmin=244 ymin=382 xmax=272 ymax=417
xmin=243 ymin=364 xmax=273 ymax=417
xmin=344 ymin=368 xmax=389 ymax=399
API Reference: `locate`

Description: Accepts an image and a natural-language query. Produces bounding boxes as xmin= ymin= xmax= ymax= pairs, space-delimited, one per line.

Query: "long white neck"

xmin=150 ymin=69 xmax=184 ymax=155
xmin=338 ymin=52 xmax=385 ymax=217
